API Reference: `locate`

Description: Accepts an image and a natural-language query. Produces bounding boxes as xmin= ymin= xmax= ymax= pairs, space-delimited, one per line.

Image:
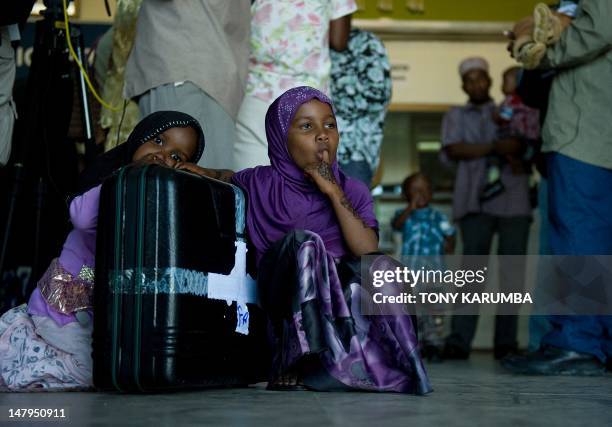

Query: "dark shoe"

xmin=443 ymin=343 xmax=470 ymax=360
xmin=494 ymin=345 xmax=519 ymax=360
xmin=501 ymin=346 xmax=607 ymax=376
xmin=422 ymin=345 xmax=444 ymax=363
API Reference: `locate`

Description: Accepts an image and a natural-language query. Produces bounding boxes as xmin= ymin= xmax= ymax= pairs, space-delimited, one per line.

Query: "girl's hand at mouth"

xmin=304 ymin=150 xmax=341 ymax=197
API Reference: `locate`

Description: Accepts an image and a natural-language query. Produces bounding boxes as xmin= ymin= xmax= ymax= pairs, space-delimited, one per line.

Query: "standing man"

xmin=441 ymin=58 xmax=532 ymax=360
xmin=504 ymin=0 xmax=612 ymax=375
xmin=124 ymin=0 xmax=252 ymax=169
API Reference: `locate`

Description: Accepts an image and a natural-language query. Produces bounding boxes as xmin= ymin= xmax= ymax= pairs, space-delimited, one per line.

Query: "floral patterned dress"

xmin=247 ymin=0 xmax=358 ymax=102
xmin=330 ymin=29 xmax=392 ymax=172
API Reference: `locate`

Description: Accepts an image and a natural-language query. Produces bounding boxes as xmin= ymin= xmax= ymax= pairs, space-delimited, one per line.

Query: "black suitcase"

xmin=93 ymin=164 xmax=266 ymax=392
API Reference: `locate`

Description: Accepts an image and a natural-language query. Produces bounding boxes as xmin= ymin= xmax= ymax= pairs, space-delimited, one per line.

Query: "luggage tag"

xmin=208 ymin=241 xmax=258 ymax=300
xmin=235 ymin=301 xmax=250 ymax=335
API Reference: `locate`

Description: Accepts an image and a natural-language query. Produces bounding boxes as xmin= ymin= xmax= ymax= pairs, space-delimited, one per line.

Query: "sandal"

xmin=266 ymin=371 xmax=308 ymax=391
xmin=533 ymin=3 xmax=562 ymax=45
xmin=516 ymin=41 xmax=547 ymax=69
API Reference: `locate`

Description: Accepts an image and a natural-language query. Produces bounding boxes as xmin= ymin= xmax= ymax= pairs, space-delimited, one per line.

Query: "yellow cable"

xmin=62 ymin=0 xmax=121 ymax=111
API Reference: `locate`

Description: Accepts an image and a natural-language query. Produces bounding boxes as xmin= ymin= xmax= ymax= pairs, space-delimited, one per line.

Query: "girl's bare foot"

xmin=267 ymin=371 xmax=306 ymax=391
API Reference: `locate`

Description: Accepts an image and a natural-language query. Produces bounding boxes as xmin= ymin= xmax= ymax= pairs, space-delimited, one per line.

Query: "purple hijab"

xmin=232 ymin=86 xmax=378 ymax=264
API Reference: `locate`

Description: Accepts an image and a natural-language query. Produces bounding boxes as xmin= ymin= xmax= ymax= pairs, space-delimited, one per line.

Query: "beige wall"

xmin=76 ymin=0 xmax=116 ymax=23
xmin=379 ymin=39 xmax=518 ymax=186
xmin=386 ymin=40 xmax=518 ymax=106
xmin=78 ymin=0 xmax=539 ymax=23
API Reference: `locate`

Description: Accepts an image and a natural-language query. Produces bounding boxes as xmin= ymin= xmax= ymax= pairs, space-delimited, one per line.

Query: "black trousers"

xmin=447 ymin=213 xmax=531 ymax=352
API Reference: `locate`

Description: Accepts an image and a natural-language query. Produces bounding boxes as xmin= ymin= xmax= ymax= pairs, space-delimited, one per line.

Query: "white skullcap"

xmin=459 ymin=57 xmax=490 ymax=77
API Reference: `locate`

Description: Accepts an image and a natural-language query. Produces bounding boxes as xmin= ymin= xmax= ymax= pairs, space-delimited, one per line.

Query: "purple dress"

xmin=27 ymin=185 xmax=100 ymax=325
xmin=232 ymin=86 xmax=431 ymax=394
xmin=257 ymin=230 xmax=432 ymax=394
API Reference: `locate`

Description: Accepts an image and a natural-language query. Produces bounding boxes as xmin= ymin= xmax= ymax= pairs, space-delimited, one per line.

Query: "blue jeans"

xmin=528 ymin=179 xmax=553 ymax=351
xmin=542 ymin=153 xmax=612 ymax=362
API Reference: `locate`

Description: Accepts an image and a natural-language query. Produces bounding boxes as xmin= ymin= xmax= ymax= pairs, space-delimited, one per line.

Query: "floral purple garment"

xmin=0 ymin=184 xmax=101 ymax=390
xmin=259 ymin=230 xmax=432 ymax=394
xmin=0 ymin=305 xmax=92 ymax=390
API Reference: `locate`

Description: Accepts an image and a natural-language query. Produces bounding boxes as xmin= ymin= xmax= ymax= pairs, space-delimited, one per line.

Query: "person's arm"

xmin=328 ymin=188 xmax=379 ymax=256
xmin=444 ymin=235 xmax=456 ymax=255
xmin=176 ymin=163 xmax=235 ymax=183
xmin=438 ymin=212 xmax=456 ymax=254
xmin=329 ymin=14 xmax=351 ymax=51
xmin=70 ymin=185 xmax=102 ymax=231
xmin=444 ymin=143 xmax=494 ymax=160
xmin=392 ymin=204 xmax=416 ymax=230
xmin=540 ymin=0 xmax=612 ymax=69
xmin=305 ymin=154 xmax=378 ymax=256
xmin=444 ymin=138 xmax=525 ymax=161
xmin=441 ymin=108 xmax=495 ymax=161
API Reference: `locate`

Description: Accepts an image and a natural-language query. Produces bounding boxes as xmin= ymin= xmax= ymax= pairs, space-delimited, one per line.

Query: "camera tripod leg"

xmin=72 ymin=28 xmax=97 ymax=163
xmin=0 ymin=164 xmax=24 ymax=281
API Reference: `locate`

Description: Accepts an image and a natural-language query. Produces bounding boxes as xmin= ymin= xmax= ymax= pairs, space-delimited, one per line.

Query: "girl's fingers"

xmin=322 ymin=150 xmax=330 ymax=164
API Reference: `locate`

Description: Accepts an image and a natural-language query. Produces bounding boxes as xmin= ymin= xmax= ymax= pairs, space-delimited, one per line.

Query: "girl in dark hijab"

xmin=77 ymin=111 xmax=205 ymax=194
xmin=0 ymin=111 xmax=203 ymax=391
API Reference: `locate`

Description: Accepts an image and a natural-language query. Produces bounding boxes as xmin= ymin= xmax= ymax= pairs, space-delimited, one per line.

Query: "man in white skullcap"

xmin=458 ymin=57 xmax=488 ymax=78
xmin=440 ymin=56 xmax=532 ymax=361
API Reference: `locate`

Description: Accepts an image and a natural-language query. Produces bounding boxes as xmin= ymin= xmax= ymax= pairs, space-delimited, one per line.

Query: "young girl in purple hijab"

xmin=183 ymin=87 xmax=431 ymax=394
xmin=0 ymin=111 xmax=204 ymax=390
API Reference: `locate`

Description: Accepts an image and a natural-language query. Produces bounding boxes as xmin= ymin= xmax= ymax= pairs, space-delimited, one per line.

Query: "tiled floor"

xmin=1 ymin=353 xmax=610 ymax=427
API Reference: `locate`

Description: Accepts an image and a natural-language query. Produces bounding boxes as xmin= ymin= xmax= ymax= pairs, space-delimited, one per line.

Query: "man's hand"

xmin=557 ymin=13 xmax=573 ymax=31
xmin=507 ymin=15 xmax=536 ymax=59
xmin=513 ymin=16 xmax=535 ymax=43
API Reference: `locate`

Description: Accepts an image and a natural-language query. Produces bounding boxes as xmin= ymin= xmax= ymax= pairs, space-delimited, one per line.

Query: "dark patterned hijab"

xmin=76 ymin=111 xmax=205 ymax=195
